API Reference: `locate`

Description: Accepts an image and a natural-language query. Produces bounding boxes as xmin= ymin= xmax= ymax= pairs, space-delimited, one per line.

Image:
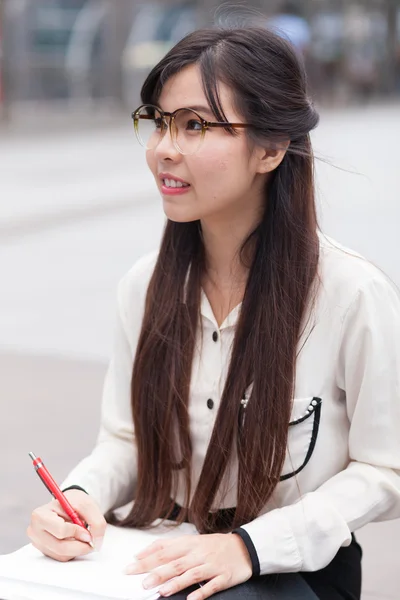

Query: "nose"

xmin=153 ymin=121 xmax=181 ymax=161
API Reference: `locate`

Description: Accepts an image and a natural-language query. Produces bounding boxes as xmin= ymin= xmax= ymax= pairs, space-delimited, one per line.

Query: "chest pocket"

xmin=280 ymin=396 xmax=322 ymax=481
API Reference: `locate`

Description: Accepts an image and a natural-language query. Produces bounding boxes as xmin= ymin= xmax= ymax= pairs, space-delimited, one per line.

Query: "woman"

xmin=27 ymin=27 xmax=400 ymax=600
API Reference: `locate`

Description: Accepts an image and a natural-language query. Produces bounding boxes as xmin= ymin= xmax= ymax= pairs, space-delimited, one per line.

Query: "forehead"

xmin=157 ymin=63 xmax=236 ymax=118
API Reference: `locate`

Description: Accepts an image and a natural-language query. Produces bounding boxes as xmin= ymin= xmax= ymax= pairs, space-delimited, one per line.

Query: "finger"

xmin=54 ymin=492 xmax=107 ymax=541
xmin=136 ymin=536 xmax=193 ymax=560
xmin=31 ymin=508 xmax=93 ymax=544
xmin=28 ymin=527 xmax=93 ymax=560
xmin=126 ymin=541 xmax=188 ymax=575
xmin=31 ymin=507 xmax=70 ymax=535
xmin=48 ymin=508 xmax=97 ymax=550
xmin=159 ymin=566 xmax=219 ymax=598
xmin=63 ymin=494 xmax=107 ymax=540
xmin=48 ymin=518 xmax=93 ymax=544
xmin=135 ymin=539 xmax=173 ymax=560
xmin=186 ymin=576 xmax=226 ymax=600
xmin=141 ymin=554 xmax=199 ymax=590
xmin=49 ymin=501 xmax=71 ymax=522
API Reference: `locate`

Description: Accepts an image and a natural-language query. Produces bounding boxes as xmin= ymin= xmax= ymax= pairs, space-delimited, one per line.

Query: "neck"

xmin=200 ymin=206 xmax=262 ymax=286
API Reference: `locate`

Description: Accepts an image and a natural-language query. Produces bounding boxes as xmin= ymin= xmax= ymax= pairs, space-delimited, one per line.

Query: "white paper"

xmin=0 ymin=521 xmax=198 ymax=600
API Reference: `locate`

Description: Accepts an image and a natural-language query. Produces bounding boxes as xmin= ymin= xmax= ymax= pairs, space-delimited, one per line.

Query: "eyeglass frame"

xmin=131 ymin=104 xmax=252 ymax=155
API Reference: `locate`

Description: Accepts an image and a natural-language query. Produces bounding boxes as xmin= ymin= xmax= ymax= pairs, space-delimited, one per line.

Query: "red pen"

xmin=29 ymin=452 xmax=94 ymax=548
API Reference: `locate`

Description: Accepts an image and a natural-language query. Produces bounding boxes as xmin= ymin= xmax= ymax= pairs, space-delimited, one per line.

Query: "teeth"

xmin=163 ymin=178 xmax=189 ymax=188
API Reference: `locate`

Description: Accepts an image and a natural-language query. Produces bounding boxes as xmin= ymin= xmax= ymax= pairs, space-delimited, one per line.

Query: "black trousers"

xmin=166 ymin=505 xmax=362 ymax=600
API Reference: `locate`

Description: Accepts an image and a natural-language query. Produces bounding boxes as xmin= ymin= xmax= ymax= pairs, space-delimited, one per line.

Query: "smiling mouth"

xmin=162 ymin=178 xmax=190 ymax=188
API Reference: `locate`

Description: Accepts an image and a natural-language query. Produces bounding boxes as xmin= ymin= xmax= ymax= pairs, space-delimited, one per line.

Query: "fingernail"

xmin=160 ymin=585 xmax=172 ymax=596
xmin=79 ymin=532 xmax=92 ymax=543
xmin=142 ymin=575 xmax=156 ymax=589
xmin=124 ymin=563 xmax=138 ymax=575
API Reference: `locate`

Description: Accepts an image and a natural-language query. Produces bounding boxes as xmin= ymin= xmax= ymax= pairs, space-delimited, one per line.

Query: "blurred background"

xmin=1 ymin=0 xmax=400 ymax=114
xmin=0 ymin=2 xmax=399 ymax=599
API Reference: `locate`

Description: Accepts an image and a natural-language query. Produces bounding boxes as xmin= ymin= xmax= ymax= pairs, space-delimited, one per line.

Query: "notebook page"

xmin=0 ymin=578 xmax=130 ymax=600
xmin=0 ymin=521 xmax=198 ymax=600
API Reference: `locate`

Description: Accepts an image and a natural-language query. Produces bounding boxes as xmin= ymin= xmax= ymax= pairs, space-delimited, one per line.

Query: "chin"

xmin=162 ymin=204 xmax=200 ymax=223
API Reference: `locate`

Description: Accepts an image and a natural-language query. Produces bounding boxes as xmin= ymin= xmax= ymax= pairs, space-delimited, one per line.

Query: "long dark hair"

xmin=116 ymin=27 xmax=320 ymax=533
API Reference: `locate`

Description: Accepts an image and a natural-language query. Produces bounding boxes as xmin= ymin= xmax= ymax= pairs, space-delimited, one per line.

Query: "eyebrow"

xmin=159 ymin=104 xmax=216 ymax=119
xmin=186 ymin=105 xmax=216 ymax=118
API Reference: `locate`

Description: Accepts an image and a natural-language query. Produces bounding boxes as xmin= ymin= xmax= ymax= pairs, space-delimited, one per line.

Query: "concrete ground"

xmin=1 ymin=102 xmax=400 ymax=598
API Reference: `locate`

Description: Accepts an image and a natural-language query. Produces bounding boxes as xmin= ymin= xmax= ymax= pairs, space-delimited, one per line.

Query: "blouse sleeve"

xmin=61 ymin=273 xmax=139 ymax=515
xmin=235 ymin=275 xmax=400 ymax=575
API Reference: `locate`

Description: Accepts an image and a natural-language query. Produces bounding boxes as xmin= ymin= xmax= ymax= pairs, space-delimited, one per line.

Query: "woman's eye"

xmin=186 ymin=120 xmax=203 ymax=131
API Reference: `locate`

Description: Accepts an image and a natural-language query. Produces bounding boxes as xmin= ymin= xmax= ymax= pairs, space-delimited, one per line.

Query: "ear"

xmin=255 ymin=140 xmax=290 ymax=174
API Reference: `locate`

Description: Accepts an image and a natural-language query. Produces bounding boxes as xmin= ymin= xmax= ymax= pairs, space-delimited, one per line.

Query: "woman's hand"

xmin=27 ymin=490 xmax=107 ymax=562
xmin=125 ymin=533 xmax=253 ymax=600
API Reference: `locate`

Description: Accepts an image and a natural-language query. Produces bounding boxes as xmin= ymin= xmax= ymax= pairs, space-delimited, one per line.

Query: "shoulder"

xmin=116 ymin=250 xmax=159 ymax=326
xmin=317 ymin=232 xmax=399 ymax=314
xmin=118 ymin=250 xmax=158 ymax=296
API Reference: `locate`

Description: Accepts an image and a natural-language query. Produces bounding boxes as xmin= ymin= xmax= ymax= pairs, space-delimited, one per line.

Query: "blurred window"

xmin=123 ymin=2 xmax=197 ymax=70
xmin=311 ymin=11 xmax=344 ymax=62
xmin=268 ymin=13 xmax=311 ymax=53
xmin=31 ymin=0 xmax=86 ymax=54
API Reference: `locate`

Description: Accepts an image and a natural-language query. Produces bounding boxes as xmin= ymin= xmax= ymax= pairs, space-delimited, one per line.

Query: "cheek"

xmin=146 ymin=150 xmax=156 ymax=177
xmin=195 ymin=148 xmax=230 ymax=180
xmin=194 ymin=150 xmax=249 ymax=195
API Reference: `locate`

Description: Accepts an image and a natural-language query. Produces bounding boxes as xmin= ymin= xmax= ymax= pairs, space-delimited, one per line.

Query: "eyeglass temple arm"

xmin=132 ymin=113 xmax=250 ymax=128
xmin=206 ymin=122 xmax=250 ymax=128
xmin=132 ymin=113 xmax=154 ymax=120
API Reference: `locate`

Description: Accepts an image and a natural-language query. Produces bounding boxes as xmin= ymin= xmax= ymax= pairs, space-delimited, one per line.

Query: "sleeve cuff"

xmin=238 ymin=509 xmax=302 ymax=574
xmin=232 ymin=528 xmax=260 ymax=576
xmin=61 ymin=484 xmax=88 ymax=495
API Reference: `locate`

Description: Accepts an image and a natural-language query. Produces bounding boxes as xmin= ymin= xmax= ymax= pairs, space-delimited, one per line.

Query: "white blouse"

xmin=62 ymin=233 xmax=400 ymax=575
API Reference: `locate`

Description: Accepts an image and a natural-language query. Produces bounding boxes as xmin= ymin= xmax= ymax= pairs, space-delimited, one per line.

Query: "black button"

xmin=207 ymin=398 xmax=214 ymax=409
xmin=212 ymin=331 xmax=218 ymax=342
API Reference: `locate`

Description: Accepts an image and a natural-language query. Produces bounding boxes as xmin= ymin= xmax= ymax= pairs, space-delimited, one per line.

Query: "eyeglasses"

xmin=131 ymin=104 xmax=251 ymax=156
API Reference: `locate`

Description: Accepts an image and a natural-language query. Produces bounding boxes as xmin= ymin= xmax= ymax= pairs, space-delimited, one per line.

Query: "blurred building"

xmin=1 ymin=0 xmax=400 ymax=114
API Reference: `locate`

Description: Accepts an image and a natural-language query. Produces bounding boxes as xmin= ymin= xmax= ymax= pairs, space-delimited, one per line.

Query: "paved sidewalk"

xmin=0 ymin=115 xmax=154 ymax=232
xmin=0 ymin=350 xmax=399 ymax=599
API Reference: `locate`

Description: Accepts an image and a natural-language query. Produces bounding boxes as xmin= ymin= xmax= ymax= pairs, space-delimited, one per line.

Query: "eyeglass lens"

xmin=135 ymin=105 xmax=205 ymax=155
